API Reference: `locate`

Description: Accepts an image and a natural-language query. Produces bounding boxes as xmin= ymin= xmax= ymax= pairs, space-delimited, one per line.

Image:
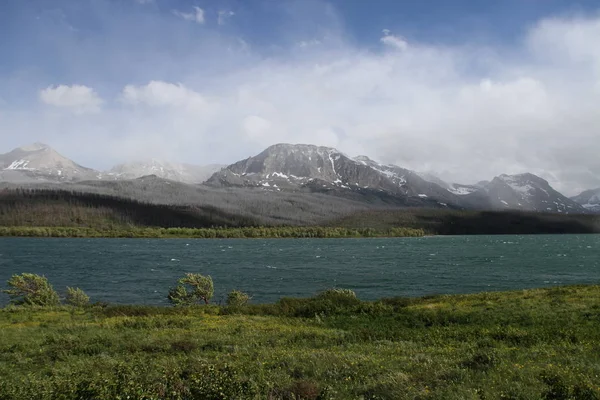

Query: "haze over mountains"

xmin=0 ymin=143 xmax=596 ymax=214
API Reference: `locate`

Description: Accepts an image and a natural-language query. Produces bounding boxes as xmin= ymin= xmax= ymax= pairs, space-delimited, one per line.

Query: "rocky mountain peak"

xmin=206 ymin=143 xmax=461 ymax=209
xmin=0 ymin=143 xmax=98 ymax=182
xmin=481 ymin=173 xmax=585 ymax=213
xmin=17 ymin=142 xmax=51 ymax=152
xmin=353 ymin=155 xmax=374 ymax=164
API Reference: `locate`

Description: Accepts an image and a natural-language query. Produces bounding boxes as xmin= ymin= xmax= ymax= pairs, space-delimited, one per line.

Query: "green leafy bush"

xmin=2 ymin=273 xmax=60 ymax=306
xmin=65 ymin=287 xmax=90 ymax=307
xmin=168 ymin=273 xmax=214 ymax=306
xmin=226 ymin=290 xmax=250 ymax=307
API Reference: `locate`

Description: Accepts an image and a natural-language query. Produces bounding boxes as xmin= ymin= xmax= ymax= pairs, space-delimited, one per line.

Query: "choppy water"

xmin=0 ymin=235 xmax=599 ymax=305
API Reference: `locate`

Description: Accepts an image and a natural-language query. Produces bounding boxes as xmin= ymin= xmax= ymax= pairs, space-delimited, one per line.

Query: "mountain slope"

xmin=206 ymin=144 xmax=459 ymax=208
xmin=571 ymin=188 xmax=600 ymax=213
xmin=0 ymin=143 xmax=97 ymax=182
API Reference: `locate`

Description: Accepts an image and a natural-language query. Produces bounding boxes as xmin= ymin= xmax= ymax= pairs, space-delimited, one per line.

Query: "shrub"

xmin=65 ymin=287 xmax=90 ymax=307
xmin=226 ymin=290 xmax=250 ymax=307
xmin=316 ymin=288 xmax=357 ymax=299
xmin=2 ymin=273 xmax=60 ymax=306
xmin=168 ymin=273 xmax=214 ymax=306
xmin=276 ymin=288 xmax=363 ymax=317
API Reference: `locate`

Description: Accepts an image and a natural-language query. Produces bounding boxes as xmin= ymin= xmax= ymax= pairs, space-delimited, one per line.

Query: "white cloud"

xmin=6 ymin=11 xmax=600 ymax=195
xmin=134 ymin=0 xmax=153 ymax=4
xmin=39 ymin=84 xmax=102 ymax=113
xmin=218 ymin=10 xmax=235 ymax=26
xmin=173 ymin=7 xmax=205 ymax=24
xmin=121 ymin=81 xmax=207 ymax=109
xmin=380 ymin=29 xmax=408 ymax=50
xmin=298 ymin=39 xmax=322 ymax=48
xmin=242 ymin=115 xmax=272 ymax=140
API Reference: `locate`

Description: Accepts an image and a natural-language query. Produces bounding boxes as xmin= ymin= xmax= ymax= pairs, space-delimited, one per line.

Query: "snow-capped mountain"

xmin=571 ymin=188 xmax=600 ymax=212
xmin=414 ymin=170 xmax=587 ymax=213
xmin=206 ymin=143 xmax=460 ymax=206
xmin=0 ymin=143 xmax=98 ymax=182
xmin=1 ymin=142 xmax=594 ymax=214
xmin=105 ymin=160 xmax=223 ymax=184
xmin=465 ymin=173 xmax=587 ymax=213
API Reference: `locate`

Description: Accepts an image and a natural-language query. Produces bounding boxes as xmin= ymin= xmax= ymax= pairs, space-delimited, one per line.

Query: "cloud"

xmin=5 ymin=6 xmax=600 ymax=195
xmin=380 ymin=29 xmax=408 ymax=50
xmin=297 ymin=39 xmax=322 ymax=48
xmin=134 ymin=0 xmax=153 ymax=4
xmin=120 ymin=81 xmax=208 ymax=111
xmin=39 ymin=84 xmax=103 ymax=113
xmin=218 ymin=10 xmax=235 ymax=26
xmin=242 ymin=115 xmax=272 ymax=140
xmin=173 ymin=7 xmax=205 ymax=24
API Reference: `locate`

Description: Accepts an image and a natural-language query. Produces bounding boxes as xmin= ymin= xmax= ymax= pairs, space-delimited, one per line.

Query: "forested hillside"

xmin=0 ymin=178 xmax=381 ymax=225
xmin=1 ymin=188 xmax=598 ymax=235
xmin=0 ymin=189 xmax=258 ymax=229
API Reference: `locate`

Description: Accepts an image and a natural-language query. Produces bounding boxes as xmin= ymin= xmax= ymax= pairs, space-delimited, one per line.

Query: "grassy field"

xmin=1 ymin=285 xmax=600 ymax=399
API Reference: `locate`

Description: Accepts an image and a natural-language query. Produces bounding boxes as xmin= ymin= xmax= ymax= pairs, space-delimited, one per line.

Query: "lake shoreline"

xmin=0 ymin=225 xmax=425 ymax=239
xmin=3 ymin=225 xmax=600 ymax=239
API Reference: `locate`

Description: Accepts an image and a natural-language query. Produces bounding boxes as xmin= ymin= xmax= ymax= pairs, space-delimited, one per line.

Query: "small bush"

xmin=65 ymin=287 xmax=90 ymax=307
xmin=277 ymin=289 xmax=363 ymax=317
xmin=462 ymin=349 xmax=498 ymax=371
xmin=227 ymin=290 xmax=250 ymax=307
xmin=168 ymin=273 xmax=214 ymax=306
xmin=170 ymin=339 xmax=197 ymax=353
xmin=316 ymin=288 xmax=357 ymax=300
xmin=2 ymin=273 xmax=60 ymax=306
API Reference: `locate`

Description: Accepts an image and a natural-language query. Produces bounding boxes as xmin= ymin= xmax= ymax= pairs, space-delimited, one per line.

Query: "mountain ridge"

xmin=0 ymin=142 xmax=596 ymax=214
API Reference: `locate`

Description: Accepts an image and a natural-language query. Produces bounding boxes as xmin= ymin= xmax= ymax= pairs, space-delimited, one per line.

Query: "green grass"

xmin=0 ymin=226 xmax=424 ymax=239
xmin=1 ymin=285 xmax=600 ymax=399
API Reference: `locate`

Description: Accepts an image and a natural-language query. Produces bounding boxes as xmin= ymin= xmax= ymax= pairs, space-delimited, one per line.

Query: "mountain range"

xmin=0 ymin=142 xmax=596 ymax=214
xmin=0 ymin=143 xmax=222 ymax=185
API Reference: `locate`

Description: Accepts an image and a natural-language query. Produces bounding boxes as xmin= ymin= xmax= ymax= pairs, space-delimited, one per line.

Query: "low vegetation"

xmin=1 ymin=279 xmax=600 ymax=399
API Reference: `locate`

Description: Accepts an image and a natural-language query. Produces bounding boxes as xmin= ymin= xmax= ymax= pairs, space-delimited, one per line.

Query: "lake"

xmin=0 ymin=235 xmax=599 ymax=305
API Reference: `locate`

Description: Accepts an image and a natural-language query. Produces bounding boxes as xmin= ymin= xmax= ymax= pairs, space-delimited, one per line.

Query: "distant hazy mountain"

xmin=462 ymin=173 xmax=587 ymax=213
xmin=105 ymin=160 xmax=223 ymax=184
xmin=0 ymin=143 xmax=223 ymax=185
xmin=0 ymin=143 xmax=98 ymax=182
xmin=414 ymin=170 xmax=587 ymax=213
xmin=571 ymin=188 xmax=600 ymax=212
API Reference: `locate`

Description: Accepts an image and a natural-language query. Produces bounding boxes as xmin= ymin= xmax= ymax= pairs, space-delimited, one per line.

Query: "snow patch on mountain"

xmin=6 ymin=160 xmax=31 ymax=170
xmin=448 ymin=184 xmax=479 ymax=196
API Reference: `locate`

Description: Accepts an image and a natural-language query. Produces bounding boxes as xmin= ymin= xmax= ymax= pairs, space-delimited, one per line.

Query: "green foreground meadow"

xmin=1 ymin=285 xmax=600 ymax=399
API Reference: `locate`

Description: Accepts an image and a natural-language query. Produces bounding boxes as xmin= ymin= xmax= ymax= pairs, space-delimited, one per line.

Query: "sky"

xmin=1 ymin=0 xmax=600 ymax=195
